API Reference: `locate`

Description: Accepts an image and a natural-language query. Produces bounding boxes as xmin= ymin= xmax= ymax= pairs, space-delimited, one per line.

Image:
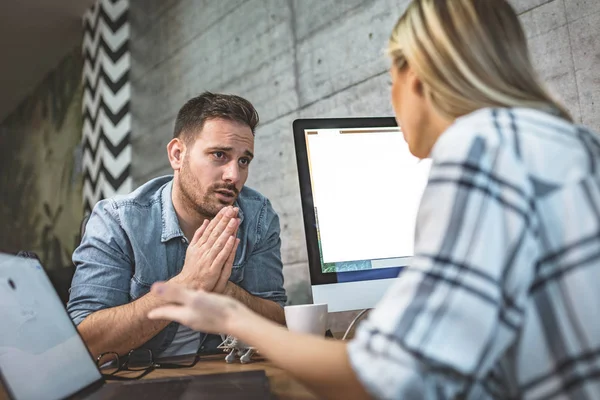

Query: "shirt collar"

xmin=235 ymin=192 xmax=245 ymax=224
xmin=160 ymin=180 xmax=245 ymax=243
xmin=161 ymin=180 xmax=185 ymax=243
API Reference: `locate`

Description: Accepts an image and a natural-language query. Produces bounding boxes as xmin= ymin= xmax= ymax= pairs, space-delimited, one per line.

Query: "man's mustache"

xmin=211 ymin=184 xmax=239 ymax=196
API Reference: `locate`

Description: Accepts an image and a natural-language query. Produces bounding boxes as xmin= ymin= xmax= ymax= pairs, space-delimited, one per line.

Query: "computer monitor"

xmin=292 ymin=117 xmax=431 ymax=312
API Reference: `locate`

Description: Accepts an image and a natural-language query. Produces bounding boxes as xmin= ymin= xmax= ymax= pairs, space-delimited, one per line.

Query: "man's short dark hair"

xmin=173 ymin=92 xmax=259 ymax=142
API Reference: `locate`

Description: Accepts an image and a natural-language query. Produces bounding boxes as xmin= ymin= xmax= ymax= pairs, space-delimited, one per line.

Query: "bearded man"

xmin=67 ymin=92 xmax=286 ymax=360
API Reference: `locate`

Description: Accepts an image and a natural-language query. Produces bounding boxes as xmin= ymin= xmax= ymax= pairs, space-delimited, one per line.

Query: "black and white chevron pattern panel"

xmin=82 ymin=0 xmax=132 ymax=214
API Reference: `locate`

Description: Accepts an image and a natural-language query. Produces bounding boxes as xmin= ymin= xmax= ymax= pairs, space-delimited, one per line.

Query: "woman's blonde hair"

xmin=388 ymin=0 xmax=572 ymax=121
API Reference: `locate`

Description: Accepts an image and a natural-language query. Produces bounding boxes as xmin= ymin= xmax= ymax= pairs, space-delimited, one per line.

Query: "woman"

xmin=148 ymin=0 xmax=600 ymax=398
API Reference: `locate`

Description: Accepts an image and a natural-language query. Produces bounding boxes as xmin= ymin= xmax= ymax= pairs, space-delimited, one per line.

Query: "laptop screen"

xmin=0 ymin=254 xmax=101 ymax=400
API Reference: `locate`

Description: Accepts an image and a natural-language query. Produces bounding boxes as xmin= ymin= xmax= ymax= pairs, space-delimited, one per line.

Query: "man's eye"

xmin=214 ymin=151 xmax=225 ymax=159
xmin=239 ymin=158 xmax=251 ymax=166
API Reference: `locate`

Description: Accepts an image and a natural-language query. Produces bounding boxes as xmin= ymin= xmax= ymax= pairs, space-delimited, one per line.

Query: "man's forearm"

xmin=224 ymin=282 xmax=285 ymax=325
xmin=77 ymin=292 xmax=172 ymax=359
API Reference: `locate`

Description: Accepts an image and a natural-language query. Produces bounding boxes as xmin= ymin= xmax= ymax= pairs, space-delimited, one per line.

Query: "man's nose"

xmin=222 ymin=162 xmax=240 ymax=184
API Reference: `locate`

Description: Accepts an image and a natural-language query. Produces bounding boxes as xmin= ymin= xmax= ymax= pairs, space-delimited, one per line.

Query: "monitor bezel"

xmin=292 ymin=117 xmax=403 ymax=286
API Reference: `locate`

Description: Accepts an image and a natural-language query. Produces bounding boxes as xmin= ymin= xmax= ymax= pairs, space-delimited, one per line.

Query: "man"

xmin=67 ymin=92 xmax=286 ymax=359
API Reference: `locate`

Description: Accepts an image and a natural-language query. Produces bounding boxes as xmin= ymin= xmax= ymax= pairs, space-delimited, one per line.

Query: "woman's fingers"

xmin=149 ymin=285 xmax=234 ymax=334
xmin=151 ymin=281 xmax=197 ymax=305
xmin=148 ymin=305 xmax=191 ymax=324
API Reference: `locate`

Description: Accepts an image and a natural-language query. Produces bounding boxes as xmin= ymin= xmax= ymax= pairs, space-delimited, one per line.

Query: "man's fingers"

xmin=196 ymin=207 xmax=226 ymax=247
xmin=190 ymin=219 xmax=209 ymax=246
xmin=206 ymin=217 xmax=239 ymax=259
xmin=197 ymin=206 xmax=232 ymax=247
xmin=202 ymin=207 xmax=238 ymax=249
xmin=214 ymin=238 xmax=239 ymax=293
xmin=210 ymin=235 xmax=236 ymax=269
xmin=223 ymin=237 xmax=240 ymax=277
xmin=232 ymin=218 xmax=241 ymax=237
xmin=228 ymin=238 xmax=240 ymax=265
xmin=206 ymin=208 xmax=237 ymax=247
xmin=151 ymin=281 xmax=198 ymax=305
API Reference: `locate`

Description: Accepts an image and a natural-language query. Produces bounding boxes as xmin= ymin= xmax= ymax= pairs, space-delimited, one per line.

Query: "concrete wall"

xmin=129 ymin=0 xmax=600 ymax=321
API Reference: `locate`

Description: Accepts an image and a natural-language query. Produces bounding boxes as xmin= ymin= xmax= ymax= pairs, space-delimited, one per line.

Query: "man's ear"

xmin=167 ymin=138 xmax=185 ymax=171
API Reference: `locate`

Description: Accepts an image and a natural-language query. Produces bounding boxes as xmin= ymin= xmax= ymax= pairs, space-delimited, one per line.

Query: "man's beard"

xmin=178 ymin=161 xmax=239 ymax=219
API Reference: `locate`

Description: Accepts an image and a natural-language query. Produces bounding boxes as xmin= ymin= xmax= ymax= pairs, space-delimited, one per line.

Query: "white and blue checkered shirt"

xmin=349 ymin=108 xmax=600 ymax=399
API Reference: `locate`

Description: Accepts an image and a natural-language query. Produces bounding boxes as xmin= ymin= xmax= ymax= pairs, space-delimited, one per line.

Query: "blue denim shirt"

xmin=67 ymin=175 xmax=286 ymax=355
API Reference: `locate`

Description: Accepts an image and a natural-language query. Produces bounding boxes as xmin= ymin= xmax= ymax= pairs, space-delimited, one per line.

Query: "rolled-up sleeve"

xmin=67 ymin=200 xmax=134 ymax=325
xmin=240 ymin=199 xmax=287 ymax=307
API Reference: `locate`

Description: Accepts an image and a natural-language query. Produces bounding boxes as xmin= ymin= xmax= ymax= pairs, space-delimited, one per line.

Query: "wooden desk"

xmin=0 ymin=354 xmax=317 ymax=400
xmin=142 ymin=354 xmax=317 ymax=399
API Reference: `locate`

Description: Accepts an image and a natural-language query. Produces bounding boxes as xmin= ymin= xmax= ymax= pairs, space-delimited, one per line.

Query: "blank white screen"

xmin=306 ymin=128 xmax=431 ymax=264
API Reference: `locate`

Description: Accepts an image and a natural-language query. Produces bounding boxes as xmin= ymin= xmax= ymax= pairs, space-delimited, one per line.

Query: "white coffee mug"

xmin=284 ymin=303 xmax=328 ymax=336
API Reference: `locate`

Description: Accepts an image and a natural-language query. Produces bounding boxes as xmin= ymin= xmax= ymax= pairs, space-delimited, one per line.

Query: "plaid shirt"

xmin=349 ymin=108 xmax=600 ymax=399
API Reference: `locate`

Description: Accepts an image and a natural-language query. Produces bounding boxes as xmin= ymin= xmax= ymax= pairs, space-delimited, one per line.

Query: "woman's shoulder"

xmin=431 ymin=107 xmax=598 ymax=191
xmin=432 ymin=107 xmax=590 ymax=161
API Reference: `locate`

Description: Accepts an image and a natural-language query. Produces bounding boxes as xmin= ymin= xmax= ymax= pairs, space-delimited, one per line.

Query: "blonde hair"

xmin=388 ymin=0 xmax=572 ymax=121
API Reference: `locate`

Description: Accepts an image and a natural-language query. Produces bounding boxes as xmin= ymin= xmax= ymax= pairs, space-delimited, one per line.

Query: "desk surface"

xmin=143 ymin=354 xmax=317 ymax=399
xmin=0 ymin=354 xmax=317 ymax=400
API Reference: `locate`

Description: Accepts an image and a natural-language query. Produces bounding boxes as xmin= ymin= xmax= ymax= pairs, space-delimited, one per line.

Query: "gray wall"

xmin=0 ymin=47 xmax=84 ymax=270
xmin=129 ymin=0 xmax=600 ymax=316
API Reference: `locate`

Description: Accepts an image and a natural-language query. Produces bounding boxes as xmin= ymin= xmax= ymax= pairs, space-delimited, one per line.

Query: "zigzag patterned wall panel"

xmin=82 ymin=0 xmax=132 ymax=214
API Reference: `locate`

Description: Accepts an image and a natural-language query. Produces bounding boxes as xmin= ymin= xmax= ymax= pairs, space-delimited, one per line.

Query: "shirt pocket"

xmin=130 ymin=275 xmax=152 ymax=300
xmin=231 ymin=238 xmax=249 ymax=284
xmin=229 ymin=264 xmax=245 ymax=285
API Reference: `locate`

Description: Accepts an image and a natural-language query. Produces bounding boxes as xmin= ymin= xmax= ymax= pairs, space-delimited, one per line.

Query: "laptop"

xmin=0 ymin=253 xmax=272 ymax=400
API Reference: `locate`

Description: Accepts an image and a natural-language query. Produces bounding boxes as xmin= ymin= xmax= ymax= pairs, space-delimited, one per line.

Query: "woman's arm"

xmin=148 ymin=282 xmax=371 ymax=400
